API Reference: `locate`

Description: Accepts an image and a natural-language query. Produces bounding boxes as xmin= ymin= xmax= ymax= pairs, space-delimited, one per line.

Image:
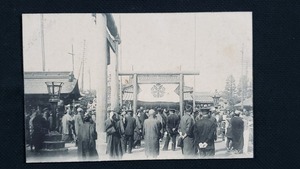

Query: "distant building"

xmin=193 ymin=92 xmax=215 ymax=109
xmin=121 ymin=84 xmax=218 ymax=110
xmin=24 ymin=71 xmax=81 ymax=110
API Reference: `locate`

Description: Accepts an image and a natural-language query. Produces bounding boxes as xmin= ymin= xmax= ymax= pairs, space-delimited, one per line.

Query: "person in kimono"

xmin=61 ymin=104 xmax=74 ymax=142
xmin=74 ymin=107 xmax=84 ymax=146
xmin=143 ymin=109 xmax=162 ymax=158
xmin=105 ymin=110 xmax=124 ymax=159
xmin=77 ymin=112 xmax=98 ymax=160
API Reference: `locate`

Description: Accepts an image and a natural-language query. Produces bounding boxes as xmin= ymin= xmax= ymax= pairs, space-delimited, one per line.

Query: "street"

xmin=26 ymin=133 xmax=253 ymax=162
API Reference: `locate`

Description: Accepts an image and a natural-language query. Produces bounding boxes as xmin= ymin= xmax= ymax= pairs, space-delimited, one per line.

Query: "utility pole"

xmin=40 ymin=14 xmax=46 ymax=71
xmin=68 ymin=44 xmax=75 ymax=73
xmin=193 ymin=14 xmax=197 ymax=112
xmin=89 ymin=68 xmax=91 ymax=91
xmin=241 ymin=43 xmax=244 ymax=110
xmin=81 ymin=40 xmax=86 ymax=92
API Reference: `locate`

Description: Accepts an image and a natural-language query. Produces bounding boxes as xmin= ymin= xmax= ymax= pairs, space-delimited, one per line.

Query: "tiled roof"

xmin=192 ymin=92 xmax=214 ymax=103
xmin=24 ymin=71 xmax=79 ymax=95
xmin=234 ymin=97 xmax=253 ymax=107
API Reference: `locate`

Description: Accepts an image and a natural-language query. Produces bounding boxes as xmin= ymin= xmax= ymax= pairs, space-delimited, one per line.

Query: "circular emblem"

xmin=151 ymin=83 xmax=165 ymax=98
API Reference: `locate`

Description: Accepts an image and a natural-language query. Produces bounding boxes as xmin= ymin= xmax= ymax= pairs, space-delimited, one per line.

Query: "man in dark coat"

xmin=77 ymin=112 xmax=98 ymax=160
xmin=179 ymin=107 xmax=195 ymax=158
xmin=139 ymin=109 xmax=148 ymax=129
xmin=124 ymin=110 xmax=136 ymax=154
xmin=133 ymin=111 xmax=142 ymax=148
xmin=207 ymin=107 xmax=218 ymax=155
xmin=105 ymin=111 xmax=124 ymax=159
xmin=162 ymin=109 xmax=180 ymax=151
xmin=119 ymin=110 xmax=126 ymax=152
xmin=32 ymin=109 xmax=48 ymax=153
xmin=143 ymin=109 xmax=162 ymax=158
xmin=193 ymin=108 xmax=216 ymax=157
xmin=231 ymin=110 xmax=244 ymax=154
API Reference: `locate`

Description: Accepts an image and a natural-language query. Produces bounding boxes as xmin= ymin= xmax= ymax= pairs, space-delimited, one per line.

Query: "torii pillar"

xmin=95 ymin=14 xmax=107 ymax=135
xmin=110 ymin=40 xmax=120 ymax=112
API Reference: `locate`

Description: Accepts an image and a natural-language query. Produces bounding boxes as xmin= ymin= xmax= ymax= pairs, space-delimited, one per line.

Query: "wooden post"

xmin=179 ymin=73 xmax=184 ymax=117
xmin=133 ymin=74 xmax=137 ymax=116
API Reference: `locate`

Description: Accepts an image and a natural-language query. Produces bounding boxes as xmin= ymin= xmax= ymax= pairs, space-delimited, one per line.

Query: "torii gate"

xmin=119 ymin=71 xmax=199 ymax=117
xmin=93 ymin=13 xmax=120 ymax=134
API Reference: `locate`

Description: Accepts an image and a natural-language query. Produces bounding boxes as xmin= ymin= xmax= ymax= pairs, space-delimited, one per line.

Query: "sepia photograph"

xmin=23 ymin=12 xmax=253 ymax=162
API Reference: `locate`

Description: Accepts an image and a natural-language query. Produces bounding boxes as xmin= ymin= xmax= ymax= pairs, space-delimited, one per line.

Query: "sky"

xmin=23 ymin=12 xmax=252 ymax=93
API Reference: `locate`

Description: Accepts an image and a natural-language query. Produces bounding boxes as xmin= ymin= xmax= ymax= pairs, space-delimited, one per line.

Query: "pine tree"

xmin=224 ymin=75 xmax=238 ymax=107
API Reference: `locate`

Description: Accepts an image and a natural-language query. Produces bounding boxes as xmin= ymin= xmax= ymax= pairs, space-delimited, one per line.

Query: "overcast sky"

xmin=23 ymin=12 xmax=252 ymax=93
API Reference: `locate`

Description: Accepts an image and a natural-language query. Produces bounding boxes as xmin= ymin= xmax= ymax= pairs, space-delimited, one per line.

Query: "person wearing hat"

xmin=162 ymin=108 xmax=180 ymax=151
xmin=105 ymin=110 xmax=124 ymax=159
xmin=143 ymin=109 xmax=162 ymax=158
xmin=209 ymin=107 xmax=218 ymax=142
xmin=230 ymin=110 xmax=244 ymax=154
xmin=123 ymin=110 xmax=136 ymax=154
xmin=193 ymin=106 xmax=216 ymax=157
xmin=77 ymin=111 xmax=98 ymax=160
xmin=179 ymin=106 xmax=195 ymax=158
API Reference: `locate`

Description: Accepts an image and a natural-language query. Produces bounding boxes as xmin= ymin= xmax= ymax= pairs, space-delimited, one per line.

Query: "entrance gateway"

xmin=119 ymin=71 xmax=199 ymax=117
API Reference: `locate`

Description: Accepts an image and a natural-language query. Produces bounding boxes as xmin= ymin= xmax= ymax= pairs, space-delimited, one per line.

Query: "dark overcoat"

xmin=166 ymin=114 xmax=180 ymax=135
xmin=105 ymin=118 xmax=124 ymax=159
xmin=124 ymin=116 xmax=136 ymax=136
xmin=180 ymin=114 xmax=195 ymax=157
xmin=230 ymin=116 xmax=244 ymax=151
xmin=193 ymin=116 xmax=216 ymax=155
xmin=77 ymin=121 xmax=98 ymax=160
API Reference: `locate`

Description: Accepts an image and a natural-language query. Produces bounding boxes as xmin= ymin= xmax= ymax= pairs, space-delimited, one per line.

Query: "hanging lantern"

xmin=45 ymin=82 xmax=64 ymax=103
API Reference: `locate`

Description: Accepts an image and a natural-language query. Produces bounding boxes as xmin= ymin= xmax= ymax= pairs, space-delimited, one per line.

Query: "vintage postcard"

xmin=23 ymin=12 xmax=253 ymax=162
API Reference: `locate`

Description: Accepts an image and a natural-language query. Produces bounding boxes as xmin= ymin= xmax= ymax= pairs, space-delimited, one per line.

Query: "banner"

xmin=137 ymin=84 xmax=180 ymax=102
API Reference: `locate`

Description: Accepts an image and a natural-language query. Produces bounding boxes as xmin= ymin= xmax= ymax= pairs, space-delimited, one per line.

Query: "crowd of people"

xmin=25 ymin=100 xmax=253 ymax=160
xmin=105 ymin=106 xmax=253 ymax=159
xmin=25 ymin=100 xmax=99 ymax=160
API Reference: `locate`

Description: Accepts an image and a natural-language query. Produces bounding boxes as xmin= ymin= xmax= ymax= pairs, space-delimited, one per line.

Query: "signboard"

xmin=137 ymin=74 xmax=180 ymax=84
xmin=137 ymin=84 xmax=180 ymax=102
